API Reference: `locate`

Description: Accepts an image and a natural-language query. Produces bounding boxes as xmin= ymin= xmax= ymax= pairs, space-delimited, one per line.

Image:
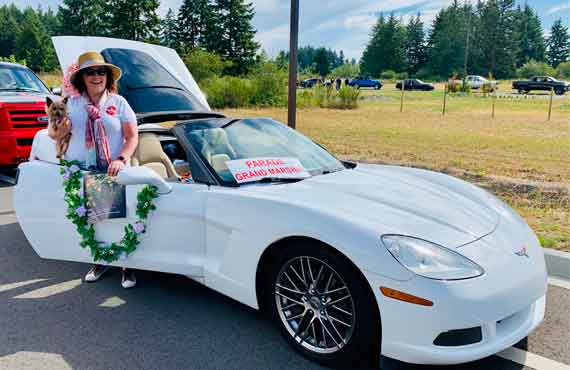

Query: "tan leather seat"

xmin=132 ymin=133 xmax=179 ymax=179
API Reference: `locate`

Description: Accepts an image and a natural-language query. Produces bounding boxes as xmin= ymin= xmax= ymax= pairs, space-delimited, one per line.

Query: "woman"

xmin=51 ymin=51 xmax=139 ymax=288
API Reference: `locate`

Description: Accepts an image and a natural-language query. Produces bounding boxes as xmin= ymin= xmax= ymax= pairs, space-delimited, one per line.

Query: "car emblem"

xmin=514 ymin=246 xmax=530 ymax=258
xmin=37 ymin=116 xmax=49 ymax=122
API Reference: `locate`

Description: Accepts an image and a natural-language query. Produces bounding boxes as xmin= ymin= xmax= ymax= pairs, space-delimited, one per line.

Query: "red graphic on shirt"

xmin=106 ymin=105 xmax=117 ymax=116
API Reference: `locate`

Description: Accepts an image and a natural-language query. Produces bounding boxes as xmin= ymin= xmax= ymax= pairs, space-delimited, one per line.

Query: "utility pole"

xmin=287 ymin=0 xmax=299 ymax=129
xmin=462 ymin=1 xmax=472 ymax=90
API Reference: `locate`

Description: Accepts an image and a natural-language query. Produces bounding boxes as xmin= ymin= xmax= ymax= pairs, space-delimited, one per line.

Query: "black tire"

xmin=265 ymin=242 xmax=380 ymax=369
xmin=555 ymin=88 xmax=564 ymax=96
xmin=374 ymin=84 xmax=381 ymax=90
xmin=517 ymin=89 xmax=524 ymax=95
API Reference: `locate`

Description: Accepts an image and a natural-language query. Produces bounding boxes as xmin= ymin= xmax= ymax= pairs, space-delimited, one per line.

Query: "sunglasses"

xmin=84 ymin=68 xmax=108 ymax=77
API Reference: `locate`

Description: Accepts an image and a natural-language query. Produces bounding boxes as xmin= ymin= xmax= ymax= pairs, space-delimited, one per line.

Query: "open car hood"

xmin=51 ymin=36 xmax=210 ymax=111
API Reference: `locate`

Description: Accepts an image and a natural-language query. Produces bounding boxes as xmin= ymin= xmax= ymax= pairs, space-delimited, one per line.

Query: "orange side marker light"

xmin=380 ymin=287 xmax=434 ymax=307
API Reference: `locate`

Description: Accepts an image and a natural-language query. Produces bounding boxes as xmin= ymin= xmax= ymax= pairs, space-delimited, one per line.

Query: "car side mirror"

xmin=51 ymin=87 xmax=62 ymax=96
xmin=116 ymin=166 xmax=172 ymax=194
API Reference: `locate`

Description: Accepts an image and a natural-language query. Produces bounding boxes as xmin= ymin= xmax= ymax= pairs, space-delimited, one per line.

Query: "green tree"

xmin=556 ymin=61 xmax=570 ymax=79
xmin=107 ymin=0 xmax=161 ymax=41
xmin=176 ymin=0 xmax=214 ymax=52
xmin=15 ymin=9 xmax=52 ymax=71
xmin=330 ymin=63 xmax=360 ymax=78
xmin=182 ymin=49 xmax=230 ymax=83
xmin=313 ymin=48 xmax=331 ymax=77
xmin=472 ymin=0 xmax=517 ymax=78
xmin=0 ymin=6 xmax=20 ymax=58
xmin=516 ymin=60 xmax=555 ymax=78
xmin=405 ymin=13 xmax=426 ymax=76
xmin=361 ymin=13 xmax=406 ymax=77
xmin=160 ymin=8 xmax=178 ymax=49
xmin=58 ymin=0 xmax=108 ymax=36
xmin=212 ymin=0 xmax=259 ymax=75
xmin=547 ymin=19 xmax=570 ymax=68
xmin=513 ymin=4 xmax=546 ymax=67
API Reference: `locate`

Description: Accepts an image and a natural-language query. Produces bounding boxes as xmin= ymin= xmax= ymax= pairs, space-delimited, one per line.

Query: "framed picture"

xmin=83 ymin=173 xmax=126 ymax=223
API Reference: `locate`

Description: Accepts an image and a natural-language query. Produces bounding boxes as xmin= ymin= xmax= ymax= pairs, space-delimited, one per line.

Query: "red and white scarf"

xmin=84 ymin=93 xmax=111 ymax=171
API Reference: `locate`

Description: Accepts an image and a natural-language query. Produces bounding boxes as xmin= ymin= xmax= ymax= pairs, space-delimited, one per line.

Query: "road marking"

xmin=0 ymin=278 xmax=49 ymax=293
xmin=549 ymin=276 xmax=570 ymax=290
xmin=13 ymin=278 xmax=82 ymax=299
xmin=98 ymin=296 xmax=126 ymax=308
xmin=0 ymin=351 xmax=73 ymax=370
xmin=497 ymin=346 xmax=570 ymax=370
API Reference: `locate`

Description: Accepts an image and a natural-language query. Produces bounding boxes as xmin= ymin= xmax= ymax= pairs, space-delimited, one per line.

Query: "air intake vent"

xmin=433 ymin=327 xmax=482 ymax=346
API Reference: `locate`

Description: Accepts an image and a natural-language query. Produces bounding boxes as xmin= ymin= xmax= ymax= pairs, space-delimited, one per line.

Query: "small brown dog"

xmin=46 ymin=96 xmax=71 ymax=158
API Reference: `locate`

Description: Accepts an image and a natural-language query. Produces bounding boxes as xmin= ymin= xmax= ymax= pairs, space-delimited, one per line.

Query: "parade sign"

xmin=226 ymin=157 xmax=311 ymax=183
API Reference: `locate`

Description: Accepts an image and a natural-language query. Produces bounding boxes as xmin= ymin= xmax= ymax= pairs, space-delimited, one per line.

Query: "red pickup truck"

xmin=0 ymin=62 xmax=57 ymax=168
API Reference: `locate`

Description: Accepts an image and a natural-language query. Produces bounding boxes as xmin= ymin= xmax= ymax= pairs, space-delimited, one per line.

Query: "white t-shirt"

xmin=64 ymin=92 xmax=137 ymax=164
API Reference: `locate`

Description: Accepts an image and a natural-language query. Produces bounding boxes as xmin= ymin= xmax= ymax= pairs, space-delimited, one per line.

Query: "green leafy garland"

xmin=60 ymin=159 xmax=159 ymax=263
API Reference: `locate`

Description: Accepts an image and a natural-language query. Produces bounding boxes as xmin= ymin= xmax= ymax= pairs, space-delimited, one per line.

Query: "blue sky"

xmin=5 ymin=0 xmax=570 ymax=60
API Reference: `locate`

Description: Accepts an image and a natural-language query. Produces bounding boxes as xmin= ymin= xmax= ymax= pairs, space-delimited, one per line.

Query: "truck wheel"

xmin=555 ymin=88 xmax=564 ymax=96
xmin=517 ymin=89 xmax=524 ymax=95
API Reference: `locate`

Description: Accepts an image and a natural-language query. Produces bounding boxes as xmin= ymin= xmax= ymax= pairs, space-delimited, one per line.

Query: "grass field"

xmin=39 ymin=73 xmax=569 ymax=251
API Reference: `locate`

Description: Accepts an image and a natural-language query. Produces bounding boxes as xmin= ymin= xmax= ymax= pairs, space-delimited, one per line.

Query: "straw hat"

xmin=69 ymin=51 xmax=122 ymax=87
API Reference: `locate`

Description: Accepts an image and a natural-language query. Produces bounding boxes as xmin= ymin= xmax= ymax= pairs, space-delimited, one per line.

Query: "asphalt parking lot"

xmin=1 ymin=180 xmax=569 ymax=370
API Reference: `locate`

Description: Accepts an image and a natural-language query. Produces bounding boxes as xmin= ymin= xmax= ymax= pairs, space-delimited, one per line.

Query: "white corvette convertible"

xmin=14 ymin=37 xmax=547 ymax=367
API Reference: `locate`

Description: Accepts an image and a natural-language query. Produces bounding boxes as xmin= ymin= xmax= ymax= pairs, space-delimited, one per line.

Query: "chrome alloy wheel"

xmin=274 ymin=256 xmax=356 ymax=354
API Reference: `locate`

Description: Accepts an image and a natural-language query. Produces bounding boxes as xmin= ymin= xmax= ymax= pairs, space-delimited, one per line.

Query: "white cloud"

xmin=546 ymin=3 xmax=570 ymax=14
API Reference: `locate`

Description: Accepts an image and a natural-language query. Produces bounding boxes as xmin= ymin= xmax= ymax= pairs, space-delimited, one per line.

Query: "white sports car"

xmin=14 ymin=37 xmax=547 ymax=368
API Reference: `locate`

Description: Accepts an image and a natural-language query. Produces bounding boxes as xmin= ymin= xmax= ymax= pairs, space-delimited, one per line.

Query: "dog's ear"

xmin=62 ymin=96 xmax=69 ymax=105
xmin=46 ymin=96 xmax=53 ymax=108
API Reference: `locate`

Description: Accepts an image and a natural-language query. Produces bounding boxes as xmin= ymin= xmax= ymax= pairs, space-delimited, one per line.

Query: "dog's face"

xmin=46 ymin=96 xmax=69 ymax=122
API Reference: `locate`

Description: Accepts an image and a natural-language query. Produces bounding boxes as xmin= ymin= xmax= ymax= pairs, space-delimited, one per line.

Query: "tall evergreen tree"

xmin=176 ymin=0 xmax=214 ymax=52
xmin=160 ymin=8 xmax=178 ymax=49
xmin=0 ymin=6 xmax=20 ymax=57
xmin=361 ymin=13 xmax=406 ymax=77
xmin=107 ymin=0 xmax=160 ymax=41
xmin=513 ymin=4 xmax=546 ymax=67
xmin=212 ymin=0 xmax=259 ymax=75
xmin=314 ymin=48 xmax=331 ymax=76
xmin=472 ymin=0 xmax=517 ymax=78
xmin=58 ymin=0 xmax=108 ymax=36
xmin=426 ymin=3 xmax=469 ymax=78
xmin=547 ymin=19 xmax=570 ymax=68
xmin=15 ymin=9 xmax=53 ymax=71
xmin=405 ymin=13 xmax=426 ymax=76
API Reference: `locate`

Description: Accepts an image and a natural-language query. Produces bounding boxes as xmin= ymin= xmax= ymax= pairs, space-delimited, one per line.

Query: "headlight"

xmin=381 ymin=235 xmax=484 ymax=280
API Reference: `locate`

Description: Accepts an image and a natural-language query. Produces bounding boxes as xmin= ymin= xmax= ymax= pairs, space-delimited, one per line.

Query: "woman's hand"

xmin=107 ymin=159 xmax=125 ymax=176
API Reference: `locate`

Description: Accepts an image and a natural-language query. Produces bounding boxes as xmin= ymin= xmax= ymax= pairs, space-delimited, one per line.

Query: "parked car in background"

xmin=512 ymin=76 xmax=570 ymax=95
xmin=465 ymin=75 xmax=497 ymax=91
xmin=348 ymin=77 xmax=382 ymax=89
xmin=0 ymin=62 xmax=56 ymax=169
xmin=300 ymin=78 xmax=323 ymax=88
xmin=395 ymin=79 xmax=434 ymax=91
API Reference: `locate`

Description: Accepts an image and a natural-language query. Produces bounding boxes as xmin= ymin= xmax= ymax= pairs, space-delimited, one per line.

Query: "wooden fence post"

xmin=491 ymin=88 xmax=497 ymax=119
xmin=400 ymin=80 xmax=405 ymax=113
xmin=547 ymin=87 xmax=554 ymax=121
xmin=442 ymin=83 xmax=448 ymax=116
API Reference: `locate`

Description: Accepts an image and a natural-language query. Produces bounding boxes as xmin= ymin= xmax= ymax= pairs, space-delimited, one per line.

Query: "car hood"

xmin=0 ymin=91 xmax=54 ymax=104
xmin=51 ymin=36 xmax=210 ymax=110
xmin=240 ymin=163 xmax=499 ymax=248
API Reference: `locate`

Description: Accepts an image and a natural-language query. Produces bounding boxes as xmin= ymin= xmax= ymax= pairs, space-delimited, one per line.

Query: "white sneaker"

xmin=121 ymin=269 xmax=136 ymax=289
xmin=83 ymin=265 xmax=110 ymax=282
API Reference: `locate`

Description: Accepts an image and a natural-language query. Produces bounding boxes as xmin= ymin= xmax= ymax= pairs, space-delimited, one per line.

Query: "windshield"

xmin=182 ymin=118 xmax=345 ymax=185
xmin=0 ymin=66 xmax=49 ymax=93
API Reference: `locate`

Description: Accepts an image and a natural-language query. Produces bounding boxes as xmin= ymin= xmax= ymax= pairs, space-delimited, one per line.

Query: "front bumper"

xmin=365 ymin=220 xmax=547 ymax=365
xmin=0 ymin=131 xmax=34 ymax=166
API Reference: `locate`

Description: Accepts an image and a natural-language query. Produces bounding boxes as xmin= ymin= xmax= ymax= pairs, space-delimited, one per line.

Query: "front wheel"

xmin=374 ymin=84 xmax=381 ymax=90
xmin=555 ymin=88 xmax=565 ymax=95
xmin=267 ymin=244 xmax=380 ymax=368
